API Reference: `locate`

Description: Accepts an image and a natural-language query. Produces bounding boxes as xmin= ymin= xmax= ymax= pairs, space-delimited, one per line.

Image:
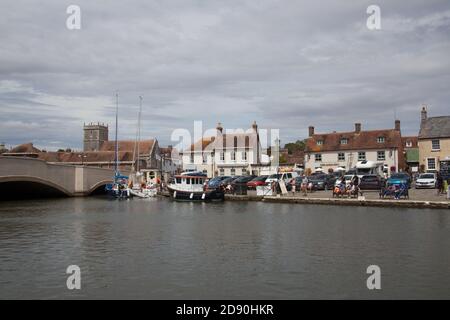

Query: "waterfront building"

xmin=418 ymin=106 xmax=450 ymax=172
xmin=181 ymin=121 xmax=264 ymax=177
xmin=402 ymin=136 xmax=419 ymax=173
xmin=304 ymin=121 xmax=403 ymax=174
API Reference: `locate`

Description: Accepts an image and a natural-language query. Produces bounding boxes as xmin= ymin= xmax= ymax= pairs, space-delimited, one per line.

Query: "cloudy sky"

xmin=1 ymin=0 xmax=449 ymax=150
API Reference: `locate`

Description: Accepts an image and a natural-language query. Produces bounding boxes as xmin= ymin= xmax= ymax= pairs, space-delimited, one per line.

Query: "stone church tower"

xmin=83 ymin=123 xmax=108 ymax=151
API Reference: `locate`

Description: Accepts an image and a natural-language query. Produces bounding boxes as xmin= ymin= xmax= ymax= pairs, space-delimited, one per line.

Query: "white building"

xmin=181 ymin=122 xmax=265 ymax=177
xmin=304 ymin=121 xmax=404 ymax=174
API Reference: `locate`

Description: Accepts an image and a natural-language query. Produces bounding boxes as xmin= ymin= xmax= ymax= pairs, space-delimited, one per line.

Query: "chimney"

xmin=421 ymin=105 xmax=427 ymax=124
xmin=308 ymin=126 xmax=314 ymax=137
xmin=216 ymin=122 xmax=223 ymax=134
xmin=395 ymin=120 xmax=400 ymax=131
xmin=355 ymin=123 xmax=361 ymax=133
xmin=252 ymin=120 xmax=258 ymax=132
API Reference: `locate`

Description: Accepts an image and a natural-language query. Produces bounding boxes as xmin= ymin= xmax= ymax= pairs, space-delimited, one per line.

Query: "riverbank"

xmin=225 ymin=189 xmax=450 ymax=209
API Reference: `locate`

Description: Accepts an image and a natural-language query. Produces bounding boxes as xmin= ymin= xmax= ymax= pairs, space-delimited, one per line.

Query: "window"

xmin=406 ymin=141 xmax=412 ymax=148
xmin=338 ymin=152 xmax=345 ymax=161
xmin=427 ymin=158 xmax=436 ymax=171
xmin=219 ymin=168 xmax=224 ymax=176
xmin=176 ymin=177 xmax=181 ymax=184
xmin=377 ymin=151 xmax=385 ymax=161
xmin=190 ymin=153 xmax=194 ymax=164
xmin=340 ymin=138 xmax=348 ymax=145
xmin=432 ymin=139 xmax=440 ymax=150
xmin=317 ymin=140 xmax=323 ymax=146
xmin=315 ymin=154 xmax=322 ymax=162
xmin=242 ymin=168 xmax=247 ymax=175
xmin=377 ymin=137 xmax=385 ymax=143
xmin=220 ymin=152 xmax=224 ymax=161
xmin=242 ymin=151 xmax=247 ymax=161
xmin=231 ymin=151 xmax=236 ymax=161
xmin=231 ymin=168 xmax=235 ymax=175
xmin=186 ymin=178 xmax=191 ymax=184
xmin=358 ymin=152 xmax=366 ymax=161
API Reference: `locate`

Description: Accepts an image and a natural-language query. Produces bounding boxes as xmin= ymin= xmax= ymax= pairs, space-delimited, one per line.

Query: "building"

xmin=418 ymin=106 xmax=450 ymax=173
xmin=402 ymin=136 xmax=419 ymax=173
xmin=83 ymin=122 xmax=108 ymax=151
xmin=181 ymin=121 xmax=264 ymax=177
xmin=160 ymin=145 xmax=182 ymax=181
xmin=304 ymin=121 xmax=403 ymax=174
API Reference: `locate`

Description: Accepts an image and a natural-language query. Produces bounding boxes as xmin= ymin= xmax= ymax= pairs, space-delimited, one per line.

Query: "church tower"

xmin=83 ymin=122 xmax=108 ymax=151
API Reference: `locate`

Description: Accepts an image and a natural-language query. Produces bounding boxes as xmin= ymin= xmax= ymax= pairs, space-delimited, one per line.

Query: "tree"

xmin=284 ymin=140 xmax=306 ymax=154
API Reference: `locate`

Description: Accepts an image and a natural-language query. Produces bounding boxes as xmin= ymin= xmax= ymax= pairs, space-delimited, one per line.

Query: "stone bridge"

xmin=0 ymin=156 xmax=114 ymax=199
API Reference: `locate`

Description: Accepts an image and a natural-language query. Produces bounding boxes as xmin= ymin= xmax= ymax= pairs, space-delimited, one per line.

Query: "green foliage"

xmin=284 ymin=140 xmax=306 ymax=154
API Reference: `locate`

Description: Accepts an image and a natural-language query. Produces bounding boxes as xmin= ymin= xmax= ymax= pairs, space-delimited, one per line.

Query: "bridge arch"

xmin=87 ymin=179 xmax=113 ymax=195
xmin=0 ymin=176 xmax=72 ymax=200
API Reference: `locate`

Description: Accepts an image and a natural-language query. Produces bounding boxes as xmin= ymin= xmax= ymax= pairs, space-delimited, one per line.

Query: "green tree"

xmin=284 ymin=139 xmax=306 ymax=154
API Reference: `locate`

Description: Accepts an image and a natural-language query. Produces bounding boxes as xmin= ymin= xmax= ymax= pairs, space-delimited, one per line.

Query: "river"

xmin=0 ymin=197 xmax=449 ymax=299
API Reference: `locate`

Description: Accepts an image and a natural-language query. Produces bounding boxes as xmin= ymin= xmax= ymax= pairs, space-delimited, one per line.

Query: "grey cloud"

xmin=0 ymin=0 xmax=449 ymax=149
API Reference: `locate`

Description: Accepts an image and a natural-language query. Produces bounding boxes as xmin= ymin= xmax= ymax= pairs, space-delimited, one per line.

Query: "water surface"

xmin=0 ymin=197 xmax=449 ymax=299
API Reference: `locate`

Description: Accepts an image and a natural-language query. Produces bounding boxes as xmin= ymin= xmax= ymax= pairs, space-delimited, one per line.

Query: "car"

xmin=359 ymin=175 xmax=383 ymax=190
xmin=387 ymin=173 xmax=411 ymax=188
xmin=231 ymin=175 xmax=257 ymax=187
xmin=265 ymin=172 xmax=299 ymax=184
xmin=309 ymin=174 xmax=336 ymax=190
xmin=246 ymin=175 xmax=268 ymax=189
xmin=415 ymin=173 xmax=436 ymax=189
xmin=219 ymin=176 xmax=240 ymax=189
xmin=206 ymin=176 xmax=230 ymax=190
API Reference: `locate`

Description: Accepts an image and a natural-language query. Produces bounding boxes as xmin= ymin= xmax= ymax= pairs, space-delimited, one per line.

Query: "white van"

xmin=265 ymin=172 xmax=299 ymax=184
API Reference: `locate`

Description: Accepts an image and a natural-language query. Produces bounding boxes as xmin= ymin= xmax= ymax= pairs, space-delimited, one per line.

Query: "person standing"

xmin=436 ymin=172 xmax=443 ymax=195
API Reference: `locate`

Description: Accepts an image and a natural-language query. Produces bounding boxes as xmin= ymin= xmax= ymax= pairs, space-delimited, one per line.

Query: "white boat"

xmin=167 ymin=172 xmax=224 ymax=201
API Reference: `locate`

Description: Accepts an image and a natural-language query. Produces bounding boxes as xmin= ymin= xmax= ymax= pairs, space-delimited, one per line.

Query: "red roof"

xmin=305 ymin=129 xmax=402 ymax=152
xmin=100 ymin=140 xmax=155 ymax=153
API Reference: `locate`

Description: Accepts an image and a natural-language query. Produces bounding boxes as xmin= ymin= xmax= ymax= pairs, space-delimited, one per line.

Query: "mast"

xmin=137 ymin=96 xmax=142 ymax=172
xmin=115 ymin=91 xmax=119 ymax=175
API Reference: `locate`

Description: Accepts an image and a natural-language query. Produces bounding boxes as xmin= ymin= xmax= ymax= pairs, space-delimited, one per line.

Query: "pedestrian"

xmin=290 ymin=178 xmax=296 ymax=195
xmin=301 ymin=176 xmax=309 ymax=196
xmin=436 ymin=172 xmax=443 ymax=195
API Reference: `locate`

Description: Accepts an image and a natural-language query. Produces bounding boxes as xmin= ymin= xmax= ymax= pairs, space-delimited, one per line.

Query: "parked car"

xmin=387 ymin=173 xmax=411 ymax=188
xmin=265 ymin=172 xmax=299 ymax=184
xmin=219 ymin=176 xmax=240 ymax=190
xmin=231 ymin=175 xmax=257 ymax=188
xmin=309 ymin=174 xmax=336 ymax=190
xmin=206 ymin=176 xmax=230 ymax=190
xmin=415 ymin=173 xmax=436 ymax=189
xmin=359 ymin=175 xmax=383 ymax=190
xmin=247 ymin=175 xmax=268 ymax=189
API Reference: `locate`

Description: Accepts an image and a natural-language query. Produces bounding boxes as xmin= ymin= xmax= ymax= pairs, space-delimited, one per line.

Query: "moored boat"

xmin=167 ymin=172 xmax=224 ymax=201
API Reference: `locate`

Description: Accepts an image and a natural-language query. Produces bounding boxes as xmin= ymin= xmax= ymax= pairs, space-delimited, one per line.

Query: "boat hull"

xmin=167 ymin=187 xmax=224 ymax=202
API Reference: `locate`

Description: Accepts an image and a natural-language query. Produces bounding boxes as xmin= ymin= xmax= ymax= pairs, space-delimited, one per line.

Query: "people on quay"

xmin=436 ymin=172 xmax=444 ymax=195
xmin=290 ymin=178 xmax=296 ymax=195
xmin=301 ymin=175 xmax=309 ymax=196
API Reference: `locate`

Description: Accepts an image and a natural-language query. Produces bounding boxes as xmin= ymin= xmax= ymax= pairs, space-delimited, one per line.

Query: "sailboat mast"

xmin=137 ymin=96 xmax=142 ymax=172
xmin=115 ymin=92 xmax=119 ymax=174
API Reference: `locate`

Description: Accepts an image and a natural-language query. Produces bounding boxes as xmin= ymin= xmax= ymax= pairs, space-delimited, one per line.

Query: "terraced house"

xmin=418 ymin=106 xmax=450 ymax=173
xmin=304 ymin=121 xmax=404 ymax=174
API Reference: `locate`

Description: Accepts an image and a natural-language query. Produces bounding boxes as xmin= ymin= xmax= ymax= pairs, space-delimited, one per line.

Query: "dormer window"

xmin=316 ymin=140 xmax=323 ymax=146
xmin=340 ymin=138 xmax=348 ymax=145
xmin=406 ymin=141 xmax=412 ymax=148
xmin=377 ymin=137 xmax=385 ymax=143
